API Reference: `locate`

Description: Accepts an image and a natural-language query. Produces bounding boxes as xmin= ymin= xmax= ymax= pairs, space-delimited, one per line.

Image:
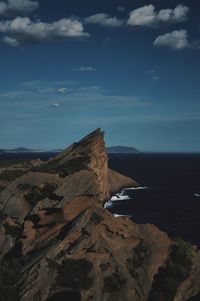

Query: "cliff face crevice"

xmin=0 ymin=129 xmax=199 ymax=301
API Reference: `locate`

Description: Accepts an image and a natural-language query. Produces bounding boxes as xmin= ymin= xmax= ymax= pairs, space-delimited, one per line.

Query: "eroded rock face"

xmin=0 ymin=129 xmax=199 ymax=301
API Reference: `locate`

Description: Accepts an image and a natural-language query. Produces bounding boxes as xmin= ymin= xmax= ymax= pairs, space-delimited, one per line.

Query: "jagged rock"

xmin=0 ymin=129 xmax=199 ymax=301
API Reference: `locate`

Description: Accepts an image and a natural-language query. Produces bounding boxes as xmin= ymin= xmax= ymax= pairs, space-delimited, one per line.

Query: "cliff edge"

xmin=0 ymin=129 xmax=199 ymax=301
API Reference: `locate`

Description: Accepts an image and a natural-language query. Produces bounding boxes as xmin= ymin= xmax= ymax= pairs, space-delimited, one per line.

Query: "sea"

xmin=1 ymin=152 xmax=200 ymax=248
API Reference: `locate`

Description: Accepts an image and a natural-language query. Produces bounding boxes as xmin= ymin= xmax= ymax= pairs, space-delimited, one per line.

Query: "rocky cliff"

xmin=0 ymin=129 xmax=199 ymax=301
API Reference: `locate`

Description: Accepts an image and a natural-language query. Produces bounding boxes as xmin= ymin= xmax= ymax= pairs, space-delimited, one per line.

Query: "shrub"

xmin=103 ymin=272 xmax=126 ymax=293
xmin=25 ymin=214 xmax=40 ymax=224
xmin=0 ymin=185 xmax=5 ymax=193
xmin=3 ymin=223 xmax=21 ymax=238
xmin=47 ymin=258 xmax=93 ymax=292
xmin=148 ymin=238 xmax=192 ymax=301
xmin=33 ymin=156 xmax=90 ymax=178
xmin=0 ymin=160 xmax=29 ymax=168
xmin=33 ymin=221 xmax=56 ymax=229
xmin=24 ymin=186 xmax=44 ymax=206
xmin=44 ymin=207 xmax=62 ymax=216
xmin=17 ymin=183 xmax=32 ymax=191
xmin=24 ymin=183 xmax=61 ymax=206
xmin=100 ymin=262 xmax=110 ymax=271
xmin=127 ymin=240 xmax=149 ymax=279
xmin=91 ymin=212 xmax=103 ymax=225
xmin=0 ymin=170 xmax=27 ymax=182
xmin=0 ymin=259 xmax=21 ymax=301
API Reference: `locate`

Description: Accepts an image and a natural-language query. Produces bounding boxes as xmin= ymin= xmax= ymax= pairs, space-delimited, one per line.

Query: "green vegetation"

xmin=45 ymin=291 xmax=81 ymax=301
xmin=33 ymin=221 xmax=56 ymax=229
xmin=0 ymin=259 xmax=21 ymax=301
xmin=0 ymin=169 xmax=27 ymax=182
xmin=33 ymin=156 xmax=90 ymax=178
xmin=72 ymin=138 xmax=91 ymax=150
xmin=0 ymin=154 xmax=90 ymax=183
xmin=0 ymin=185 xmax=5 ymax=193
xmin=24 ymin=186 xmax=46 ymax=206
xmin=25 ymin=214 xmax=40 ymax=224
xmin=3 ymin=223 xmax=21 ymax=238
xmin=91 ymin=212 xmax=103 ymax=225
xmin=127 ymin=240 xmax=149 ymax=279
xmin=0 ymin=211 xmax=8 ymax=222
xmin=100 ymin=262 xmax=110 ymax=271
xmin=24 ymin=183 xmax=61 ymax=206
xmin=17 ymin=183 xmax=32 ymax=191
xmin=148 ymin=238 xmax=192 ymax=301
xmin=0 ymin=160 xmax=30 ymax=168
xmin=0 ymin=157 xmax=87 ymax=182
xmin=103 ymin=272 xmax=126 ymax=293
xmin=44 ymin=207 xmax=62 ymax=216
xmin=47 ymin=258 xmax=93 ymax=292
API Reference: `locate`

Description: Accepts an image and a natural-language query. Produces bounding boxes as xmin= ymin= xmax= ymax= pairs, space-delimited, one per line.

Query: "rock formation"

xmin=0 ymin=129 xmax=199 ymax=301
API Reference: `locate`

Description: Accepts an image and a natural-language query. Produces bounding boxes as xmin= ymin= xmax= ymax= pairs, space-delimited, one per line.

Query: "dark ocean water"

xmin=108 ymin=153 xmax=200 ymax=247
xmin=1 ymin=152 xmax=200 ymax=247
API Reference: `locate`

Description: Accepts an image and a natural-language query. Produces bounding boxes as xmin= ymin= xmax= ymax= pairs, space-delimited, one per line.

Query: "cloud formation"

xmin=2 ymin=35 xmax=20 ymax=46
xmin=117 ymin=7 xmax=125 ymax=12
xmin=153 ymin=76 xmax=159 ymax=80
xmin=74 ymin=66 xmax=96 ymax=72
xmin=52 ymin=103 xmax=60 ymax=107
xmin=0 ymin=0 xmax=38 ymax=16
xmin=58 ymin=87 xmax=67 ymax=94
xmin=0 ymin=80 xmax=149 ymax=109
xmin=153 ymin=30 xmax=189 ymax=50
xmin=85 ymin=13 xmax=124 ymax=27
xmin=127 ymin=4 xmax=189 ymax=27
xmin=144 ymin=70 xmax=155 ymax=74
xmin=0 ymin=17 xmax=89 ymax=46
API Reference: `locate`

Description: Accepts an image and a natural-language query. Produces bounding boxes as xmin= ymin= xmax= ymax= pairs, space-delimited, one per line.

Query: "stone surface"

xmin=0 ymin=129 xmax=199 ymax=301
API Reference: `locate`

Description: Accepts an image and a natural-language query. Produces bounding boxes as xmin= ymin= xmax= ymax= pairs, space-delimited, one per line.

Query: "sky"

xmin=0 ymin=0 xmax=200 ymax=152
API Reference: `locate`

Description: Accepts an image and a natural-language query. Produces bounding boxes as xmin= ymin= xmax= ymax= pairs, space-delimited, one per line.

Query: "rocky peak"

xmin=55 ymin=128 xmax=105 ymax=163
xmin=39 ymin=128 xmax=137 ymax=204
xmin=0 ymin=130 xmax=200 ymax=301
xmin=55 ymin=128 xmax=109 ymax=202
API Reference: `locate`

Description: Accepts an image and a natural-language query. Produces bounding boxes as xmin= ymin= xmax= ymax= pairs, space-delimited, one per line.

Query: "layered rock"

xmin=0 ymin=129 xmax=199 ymax=301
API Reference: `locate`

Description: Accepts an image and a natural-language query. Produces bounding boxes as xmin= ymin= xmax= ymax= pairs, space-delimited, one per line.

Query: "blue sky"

xmin=0 ymin=0 xmax=200 ymax=152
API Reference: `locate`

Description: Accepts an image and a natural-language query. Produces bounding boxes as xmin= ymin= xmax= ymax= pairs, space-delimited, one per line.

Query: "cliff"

xmin=0 ymin=129 xmax=199 ymax=301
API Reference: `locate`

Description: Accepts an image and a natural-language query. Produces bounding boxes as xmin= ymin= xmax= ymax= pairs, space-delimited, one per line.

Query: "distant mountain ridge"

xmin=107 ymin=146 xmax=140 ymax=153
xmin=0 ymin=146 xmax=140 ymax=154
xmin=0 ymin=147 xmax=42 ymax=154
xmin=0 ymin=129 xmax=199 ymax=301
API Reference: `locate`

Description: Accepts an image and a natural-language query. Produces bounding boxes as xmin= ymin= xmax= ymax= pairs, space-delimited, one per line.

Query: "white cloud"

xmin=74 ymin=66 xmax=96 ymax=72
xmin=85 ymin=13 xmax=124 ymax=27
xmin=153 ymin=76 xmax=159 ymax=80
xmin=38 ymin=87 xmax=54 ymax=93
xmin=37 ymin=87 xmax=72 ymax=94
xmin=153 ymin=30 xmax=190 ymax=50
xmin=128 ymin=5 xmax=156 ymax=26
xmin=2 ymin=36 xmax=20 ymax=46
xmin=0 ymin=80 xmax=151 ymax=113
xmin=117 ymin=6 xmax=125 ymax=12
xmin=0 ymin=0 xmax=39 ymax=16
xmin=57 ymin=87 xmax=72 ymax=94
xmin=127 ymin=4 xmax=189 ymax=27
xmin=52 ymin=103 xmax=60 ymax=107
xmin=144 ymin=70 xmax=155 ymax=74
xmin=0 ymin=17 xmax=89 ymax=46
xmin=58 ymin=87 xmax=68 ymax=94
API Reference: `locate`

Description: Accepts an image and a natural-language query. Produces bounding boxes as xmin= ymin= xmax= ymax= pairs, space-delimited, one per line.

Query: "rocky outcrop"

xmin=0 ymin=129 xmax=199 ymax=301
